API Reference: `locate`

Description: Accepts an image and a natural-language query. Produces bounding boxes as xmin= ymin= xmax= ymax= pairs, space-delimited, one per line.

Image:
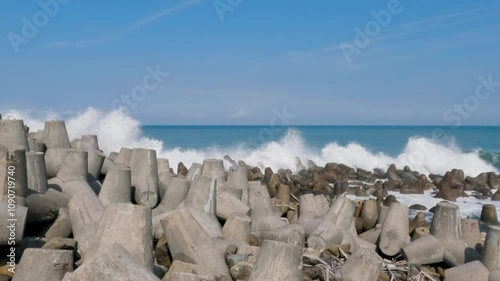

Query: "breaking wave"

xmin=4 ymin=107 xmax=498 ymax=177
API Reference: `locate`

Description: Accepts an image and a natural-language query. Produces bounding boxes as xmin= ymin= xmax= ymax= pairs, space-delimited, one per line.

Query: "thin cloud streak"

xmin=47 ymin=0 xmax=204 ymax=48
xmin=284 ymin=4 xmax=500 ymax=62
xmin=231 ymin=109 xmax=249 ymax=118
xmin=401 ymin=3 xmax=500 ymax=28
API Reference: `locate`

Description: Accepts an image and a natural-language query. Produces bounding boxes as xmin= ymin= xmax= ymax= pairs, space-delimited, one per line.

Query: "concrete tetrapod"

xmin=87 ymin=150 xmax=105 ymax=180
xmin=28 ymin=139 xmax=46 ymax=153
xmin=157 ymin=157 xmax=173 ymax=200
xmin=296 ymin=194 xmax=329 ymax=235
xmin=153 ymin=177 xmax=190 ymax=216
xmin=430 ymin=201 xmax=480 ymax=266
xmin=44 ymin=148 xmax=71 ymax=178
xmin=226 ymin=166 xmax=249 ymax=201
xmin=162 ymin=260 xmax=215 ymax=281
xmin=490 ymin=270 xmax=500 ymax=281
xmin=44 ymin=121 xmax=71 ymax=149
xmin=43 ymin=188 xmax=70 ymax=208
xmin=45 ymin=207 xmax=72 ymax=239
xmin=2 ymin=146 xmax=29 ymax=206
xmin=160 ymin=208 xmax=230 ymax=280
xmin=248 ymin=181 xmax=304 ymax=246
xmin=129 ymin=148 xmax=159 ymax=208
xmin=430 ymin=201 xmax=463 ymax=243
xmin=339 ymin=248 xmax=382 ymax=281
xmin=68 ymin=188 xmax=104 ymax=256
xmin=12 ymin=249 xmax=73 ymax=281
xmin=98 ymin=165 xmax=131 ymax=206
xmin=100 ymin=151 xmax=117 ymax=176
xmin=57 ymin=150 xmax=88 ymax=182
xmin=152 ymin=177 xmax=190 ymax=239
xmin=361 ymin=198 xmax=378 ymax=231
xmin=201 ymin=159 xmax=225 ymax=181
xmin=62 ymin=243 xmax=160 ymax=281
xmin=26 ymin=151 xmax=48 ymax=193
xmin=222 ymin=214 xmax=252 ymax=245
xmin=0 ymin=146 xmax=7 ymax=200
xmin=462 ymin=217 xmax=482 ymax=249
xmin=169 ymin=273 xmax=215 ymax=281
xmin=248 ymin=181 xmax=286 ymax=232
xmin=481 ymin=204 xmax=499 ymax=225
xmin=0 ymin=202 xmax=28 ymax=245
xmin=402 ymin=233 xmax=444 ymax=264
xmin=114 ymin=147 xmax=132 ymax=166
xmin=378 ymin=202 xmax=410 ymax=257
xmin=71 ymin=135 xmax=99 ymax=152
xmin=444 ymin=260 xmax=490 ymax=281
xmin=85 ymin=203 xmax=154 ymax=271
xmin=359 ymin=224 xmax=383 ymax=245
xmin=183 ymin=176 xmax=223 ymax=239
xmin=186 ymin=163 xmax=202 ymax=181
xmin=215 ymin=191 xmax=250 ymax=221
xmin=248 ymin=240 xmax=302 ymax=281
xmin=0 ymin=119 xmax=29 ymax=151
xmin=483 ymin=225 xmax=500 ymax=271
xmin=184 ymin=176 xmax=216 ymax=212
xmin=307 ymin=196 xmax=356 ymax=252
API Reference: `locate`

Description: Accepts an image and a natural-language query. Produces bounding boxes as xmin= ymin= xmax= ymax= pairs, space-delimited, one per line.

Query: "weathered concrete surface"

xmin=430 ymin=201 xmax=463 ymax=243
xmin=248 ymin=240 xmax=302 ymax=281
xmin=12 ymin=249 xmax=73 ymax=281
xmin=0 ymin=202 xmax=28 ymax=244
xmin=402 ymin=234 xmax=444 ymax=265
xmin=162 ymin=261 xmax=215 ymax=281
xmin=444 ymin=260 xmax=490 ymax=281
xmin=129 ymin=148 xmax=159 ymax=208
xmin=44 ymin=148 xmax=71 ymax=178
xmin=153 ymin=177 xmax=189 ymax=216
xmin=378 ymin=202 xmax=410 ymax=256
xmin=44 ymin=121 xmax=71 ymax=149
xmin=483 ymin=225 xmax=500 ymax=271
xmin=62 ymin=243 xmax=160 ymax=281
xmin=26 ymin=151 xmax=48 ymax=193
xmin=45 ymin=207 xmax=72 ymax=239
xmin=0 ymin=119 xmax=29 ymax=151
xmin=161 ymin=208 xmax=230 ymax=279
xmin=86 ymin=203 xmax=154 ymax=270
xmin=186 ymin=163 xmax=202 ymax=181
xmin=67 ymin=188 xmax=103 ymax=255
xmin=98 ymin=165 xmax=131 ymax=206
xmin=339 ymin=249 xmax=382 ymax=281
xmin=222 ymin=214 xmax=252 ymax=244
xmin=184 ymin=176 xmax=216 ymax=214
xmin=307 ymin=196 xmax=356 ymax=251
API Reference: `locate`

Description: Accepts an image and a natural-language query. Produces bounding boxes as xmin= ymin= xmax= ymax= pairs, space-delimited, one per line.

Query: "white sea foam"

xmin=348 ymin=190 xmax=500 ymax=221
xmin=5 ymin=107 xmax=498 ymax=177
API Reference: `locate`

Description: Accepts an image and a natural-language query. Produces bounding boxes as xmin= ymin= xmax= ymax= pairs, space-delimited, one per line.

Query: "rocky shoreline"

xmin=0 ymin=118 xmax=500 ymax=281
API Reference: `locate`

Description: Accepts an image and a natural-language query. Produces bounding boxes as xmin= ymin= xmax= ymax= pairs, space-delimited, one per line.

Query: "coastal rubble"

xmin=0 ymin=118 xmax=500 ymax=280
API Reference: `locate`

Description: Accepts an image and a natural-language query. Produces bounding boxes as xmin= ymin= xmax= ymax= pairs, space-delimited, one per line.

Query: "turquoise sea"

xmin=141 ymin=126 xmax=500 ymax=176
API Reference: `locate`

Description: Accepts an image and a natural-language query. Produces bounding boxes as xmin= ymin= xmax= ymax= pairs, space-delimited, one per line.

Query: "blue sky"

xmin=1 ymin=0 xmax=500 ymax=125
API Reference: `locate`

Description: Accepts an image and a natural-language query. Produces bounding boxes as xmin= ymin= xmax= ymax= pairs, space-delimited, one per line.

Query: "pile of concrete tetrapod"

xmin=0 ymin=118 xmax=499 ymax=281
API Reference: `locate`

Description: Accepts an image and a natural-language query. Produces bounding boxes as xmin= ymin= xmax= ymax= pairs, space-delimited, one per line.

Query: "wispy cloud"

xmin=231 ymin=109 xmax=249 ymax=118
xmin=47 ymin=0 xmax=204 ymax=48
xmin=401 ymin=3 xmax=500 ymax=28
xmin=284 ymin=4 xmax=500 ymax=63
